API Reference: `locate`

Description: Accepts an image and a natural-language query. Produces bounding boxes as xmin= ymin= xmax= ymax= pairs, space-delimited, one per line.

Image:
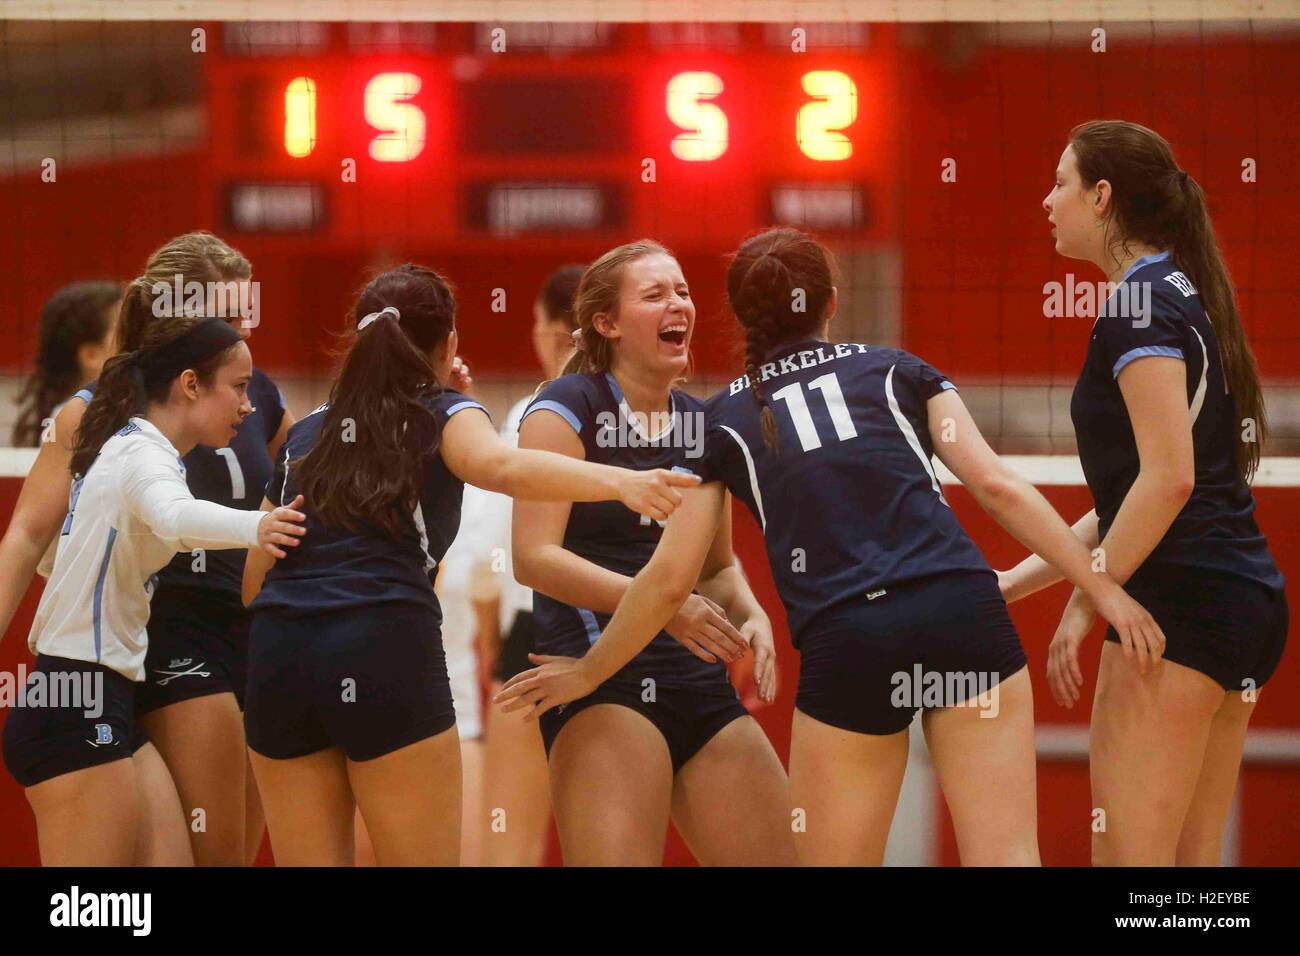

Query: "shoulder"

xmin=532 ymin=372 xmax=605 ymax=407
xmin=523 ymin=373 xmax=606 ymax=434
xmin=671 ymin=387 xmax=706 ymax=414
xmin=285 ymin=404 xmax=327 ymax=449
xmin=421 ymin=386 xmax=489 ymax=421
xmin=1114 ymin=258 xmax=1198 ymax=325
xmin=876 ymin=348 xmax=958 ymax=399
xmin=111 ymin=424 xmax=181 ymax=476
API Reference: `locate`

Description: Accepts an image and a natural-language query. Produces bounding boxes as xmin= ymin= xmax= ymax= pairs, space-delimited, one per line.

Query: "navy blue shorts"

xmin=3 ymin=655 xmax=149 ymax=788
xmin=244 ymin=604 xmax=457 ymax=762
xmin=795 ymin=571 xmax=1028 ymax=736
xmin=1105 ymin=563 xmax=1289 ymax=691
xmin=494 ymin=610 xmax=541 ymax=683
xmin=538 ymin=680 xmax=748 ymax=773
xmin=137 ymin=585 xmax=249 ymax=715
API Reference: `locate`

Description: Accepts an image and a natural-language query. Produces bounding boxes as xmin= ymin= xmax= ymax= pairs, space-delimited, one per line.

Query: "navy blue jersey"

xmin=522 ymin=372 xmax=732 ymax=694
xmin=1070 ymin=250 xmax=1282 ymax=591
xmin=156 ymin=368 xmax=286 ymax=597
xmin=250 ymin=388 xmax=488 ymax=619
xmin=694 ymin=338 xmax=991 ymax=644
xmin=74 ymin=370 xmax=285 ymax=599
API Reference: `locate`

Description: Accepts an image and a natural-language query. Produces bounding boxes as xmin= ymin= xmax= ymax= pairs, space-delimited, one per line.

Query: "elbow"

xmin=492 ymin=451 xmax=521 ymax=499
xmin=1159 ymin=470 xmax=1195 ymax=508
xmin=647 ymin=559 xmax=697 ymax=610
xmin=512 ymin=548 xmax=542 ymax=591
xmin=974 ymin=469 xmax=1022 ymax=513
xmin=1137 ymin=460 xmax=1193 ymax=509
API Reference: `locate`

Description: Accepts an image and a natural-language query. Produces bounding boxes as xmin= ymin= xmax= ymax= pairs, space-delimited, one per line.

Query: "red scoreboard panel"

xmin=205 ymin=22 xmax=900 ymax=250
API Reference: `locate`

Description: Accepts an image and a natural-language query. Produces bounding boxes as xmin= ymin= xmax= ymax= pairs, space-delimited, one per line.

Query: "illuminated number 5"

xmin=366 ymin=72 xmax=427 ymax=162
xmin=215 ymin=448 xmax=246 ymax=500
xmin=798 ymin=71 xmax=857 ymax=161
xmin=771 ymin=372 xmax=858 ymax=452
xmin=667 ymin=72 xmax=728 ymax=162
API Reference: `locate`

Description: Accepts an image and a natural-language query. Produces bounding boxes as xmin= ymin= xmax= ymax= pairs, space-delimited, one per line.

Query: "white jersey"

xmin=28 ymin=417 xmax=265 ymax=682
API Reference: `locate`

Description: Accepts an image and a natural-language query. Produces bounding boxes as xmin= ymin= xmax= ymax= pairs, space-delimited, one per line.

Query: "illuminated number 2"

xmin=284 ymin=76 xmax=317 ymax=158
xmin=797 ymin=71 xmax=857 ymax=161
xmin=366 ymin=72 xmax=426 ymax=162
xmin=215 ymin=447 xmax=246 ymax=500
xmin=770 ymin=373 xmax=858 ymax=452
xmin=666 ymin=72 xmax=728 ymax=161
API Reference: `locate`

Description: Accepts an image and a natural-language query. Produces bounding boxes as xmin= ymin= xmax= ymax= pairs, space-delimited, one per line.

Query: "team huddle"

xmin=0 ymin=120 xmax=1287 ymax=867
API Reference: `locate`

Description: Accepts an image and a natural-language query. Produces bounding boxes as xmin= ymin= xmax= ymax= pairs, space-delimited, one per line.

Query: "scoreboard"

xmin=205 ymin=21 xmax=899 ymax=248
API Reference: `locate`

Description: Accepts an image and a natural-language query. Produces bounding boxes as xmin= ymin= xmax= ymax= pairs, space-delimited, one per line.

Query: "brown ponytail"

xmin=293 ymin=264 xmax=455 ymax=538
xmin=726 ymin=228 xmax=835 ymax=451
xmin=1070 ymin=120 xmax=1267 ymax=479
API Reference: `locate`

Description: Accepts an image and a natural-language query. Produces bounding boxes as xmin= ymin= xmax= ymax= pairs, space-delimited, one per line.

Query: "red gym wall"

xmin=0 ymin=26 xmax=1296 ymax=864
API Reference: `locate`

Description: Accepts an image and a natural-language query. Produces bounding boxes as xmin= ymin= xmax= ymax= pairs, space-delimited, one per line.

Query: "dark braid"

xmin=727 ymin=229 xmax=834 ymax=451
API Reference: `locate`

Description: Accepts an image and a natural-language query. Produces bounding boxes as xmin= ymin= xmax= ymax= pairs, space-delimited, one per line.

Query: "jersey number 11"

xmin=770 ymin=372 xmax=857 ymax=452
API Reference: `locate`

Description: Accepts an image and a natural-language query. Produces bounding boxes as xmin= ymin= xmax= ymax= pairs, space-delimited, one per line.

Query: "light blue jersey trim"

xmin=92 ymin=528 xmax=118 ymax=662
xmin=1112 ymin=345 xmax=1184 ymax=379
xmin=604 ymin=372 xmax=624 ymax=403
xmin=522 ymin=400 xmax=582 ymax=435
xmin=73 ymin=387 xmax=94 ymax=404
xmin=446 ymin=400 xmax=487 ymax=419
xmin=939 ymin=381 xmax=957 ymax=391
xmin=577 ymin=607 xmax=602 ymax=645
xmin=1120 ymin=249 xmax=1171 ymax=283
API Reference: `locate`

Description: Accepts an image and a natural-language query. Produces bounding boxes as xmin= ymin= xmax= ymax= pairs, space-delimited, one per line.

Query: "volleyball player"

xmin=500 ymin=228 xmax=1166 ymax=866
xmin=240 ymin=264 xmax=699 ymax=867
xmin=0 ymin=314 xmax=306 ymax=866
xmin=127 ymin=235 xmax=294 ymax=867
xmin=11 ymin=280 xmax=122 ymax=448
xmin=51 ymin=233 xmax=291 ymax=866
xmin=467 ymin=262 xmax=583 ymax=866
xmin=510 ymin=241 xmax=794 ymax=867
xmin=998 ymin=121 xmax=1288 ymax=866
xmin=0 ymin=291 xmax=127 ymax=629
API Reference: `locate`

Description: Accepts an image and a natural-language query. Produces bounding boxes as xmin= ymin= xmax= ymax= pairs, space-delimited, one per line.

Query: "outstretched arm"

xmin=439 ymin=406 xmax=699 ymax=521
xmin=497 ymin=482 xmax=727 ymax=720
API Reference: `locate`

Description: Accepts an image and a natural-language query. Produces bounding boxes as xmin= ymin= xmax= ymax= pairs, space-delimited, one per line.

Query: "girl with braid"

xmin=499 ymin=227 xmax=1166 ymax=865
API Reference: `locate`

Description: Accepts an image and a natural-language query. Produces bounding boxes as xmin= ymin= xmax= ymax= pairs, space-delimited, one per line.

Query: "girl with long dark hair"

xmin=11 ymin=280 xmax=122 ymax=448
xmin=1000 ymin=120 xmax=1287 ymax=865
xmin=240 ymin=263 xmax=699 ymax=866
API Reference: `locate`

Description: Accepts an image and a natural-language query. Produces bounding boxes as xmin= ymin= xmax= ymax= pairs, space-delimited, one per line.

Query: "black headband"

xmin=134 ymin=318 xmax=243 ymax=385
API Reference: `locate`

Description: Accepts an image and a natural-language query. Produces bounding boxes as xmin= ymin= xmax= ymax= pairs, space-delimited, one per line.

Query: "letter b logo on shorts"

xmin=94 ymin=723 xmax=113 ymax=745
